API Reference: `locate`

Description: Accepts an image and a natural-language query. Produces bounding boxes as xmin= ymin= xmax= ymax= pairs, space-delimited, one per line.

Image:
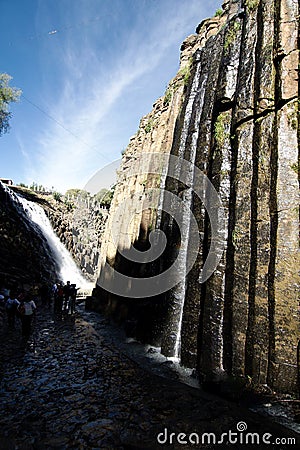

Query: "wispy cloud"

xmin=27 ymin=0 xmax=219 ymax=192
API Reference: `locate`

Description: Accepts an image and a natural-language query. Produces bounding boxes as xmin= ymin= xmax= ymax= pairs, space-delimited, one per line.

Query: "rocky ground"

xmin=0 ymin=301 xmax=299 ymax=449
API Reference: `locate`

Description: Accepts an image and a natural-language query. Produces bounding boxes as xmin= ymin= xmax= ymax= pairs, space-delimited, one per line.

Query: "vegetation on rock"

xmin=214 ymin=111 xmax=231 ymax=148
xmin=0 ymin=73 xmax=21 ymax=136
xmin=224 ymin=21 xmax=241 ymax=55
xmin=245 ymin=0 xmax=260 ymax=11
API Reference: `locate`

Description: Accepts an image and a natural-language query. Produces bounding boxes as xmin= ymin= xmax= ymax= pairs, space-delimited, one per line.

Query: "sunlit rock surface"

xmin=91 ymin=0 xmax=299 ymax=394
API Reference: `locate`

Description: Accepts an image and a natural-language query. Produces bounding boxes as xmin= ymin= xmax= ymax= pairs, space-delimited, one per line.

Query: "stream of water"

xmin=15 ymin=193 xmax=93 ymax=292
xmin=166 ymin=50 xmax=207 ymax=360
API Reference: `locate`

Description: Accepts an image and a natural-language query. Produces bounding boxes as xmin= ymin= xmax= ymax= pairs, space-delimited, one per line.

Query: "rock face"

xmin=91 ymin=0 xmax=299 ymax=394
xmin=0 ymin=183 xmax=58 ymax=286
xmin=0 ymin=184 xmax=106 ymax=289
xmin=6 ymin=187 xmax=108 ymax=282
xmin=46 ymin=198 xmax=108 ymax=282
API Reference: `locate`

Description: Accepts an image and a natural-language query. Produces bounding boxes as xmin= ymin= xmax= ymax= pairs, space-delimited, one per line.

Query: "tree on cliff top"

xmin=0 ymin=73 xmax=22 ymax=136
xmin=65 ymin=188 xmax=90 ymax=200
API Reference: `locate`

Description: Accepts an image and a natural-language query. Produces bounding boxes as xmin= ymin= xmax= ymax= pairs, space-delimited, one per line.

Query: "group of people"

xmin=52 ymin=280 xmax=79 ymax=315
xmin=0 ymin=288 xmax=37 ymax=337
xmin=0 ymin=280 xmax=79 ymax=337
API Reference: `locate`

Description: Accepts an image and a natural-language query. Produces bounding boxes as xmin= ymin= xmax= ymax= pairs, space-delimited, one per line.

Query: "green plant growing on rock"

xmin=53 ymin=191 xmax=62 ymax=202
xmin=178 ymin=57 xmax=193 ymax=89
xmin=144 ymin=118 xmax=155 ymax=134
xmin=287 ymin=101 xmax=298 ymax=130
xmin=214 ymin=8 xmax=223 ymax=17
xmin=232 ymin=227 xmax=242 ymax=247
xmin=163 ymin=85 xmax=173 ymax=107
xmin=245 ymin=0 xmax=260 ymax=11
xmin=148 ymin=223 xmax=153 ymax=233
xmin=224 ymin=21 xmax=241 ymax=55
xmin=99 ymin=185 xmax=115 ymax=208
xmin=291 ymin=163 xmax=299 ymax=175
xmin=214 ymin=112 xmax=231 ymax=148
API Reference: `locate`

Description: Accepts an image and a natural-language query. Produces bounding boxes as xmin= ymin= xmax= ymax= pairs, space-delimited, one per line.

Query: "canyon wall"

xmin=91 ymin=0 xmax=299 ymax=394
xmin=0 ymin=185 xmax=106 ymax=286
xmin=0 ymin=183 xmax=58 ymax=286
xmin=47 ymin=198 xmax=108 ymax=281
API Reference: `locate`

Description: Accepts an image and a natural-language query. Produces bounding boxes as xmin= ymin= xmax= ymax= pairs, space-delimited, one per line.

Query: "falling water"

xmin=16 ymin=194 xmax=93 ymax=291
xmin=167 ymin=50 xmax=208 ymax=360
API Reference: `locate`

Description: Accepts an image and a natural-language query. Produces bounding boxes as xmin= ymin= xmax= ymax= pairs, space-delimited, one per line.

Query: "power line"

xmin=22 ymin=94 xmax=111 ymax=163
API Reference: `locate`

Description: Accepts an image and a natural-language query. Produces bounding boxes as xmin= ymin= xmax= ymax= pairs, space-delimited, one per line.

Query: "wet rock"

xmin=0 ymin=303 xmax=298 ymax=449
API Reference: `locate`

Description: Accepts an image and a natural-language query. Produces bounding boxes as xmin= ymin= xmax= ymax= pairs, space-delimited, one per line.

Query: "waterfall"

xmin=15 ymin=193 xmax=93 ymax=290
xmin=166 ymin=51 xmax=207 ymax=360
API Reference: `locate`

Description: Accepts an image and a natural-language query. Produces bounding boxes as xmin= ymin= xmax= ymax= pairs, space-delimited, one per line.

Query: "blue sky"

xmin=1 ymin=0 xmax=221 ymax=193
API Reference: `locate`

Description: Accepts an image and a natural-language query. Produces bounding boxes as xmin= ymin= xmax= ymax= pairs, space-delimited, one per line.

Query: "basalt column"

xmin=94 ymin=0 xmax=299 ymax=394
xmin=177 ymin=0 xmax=299 ymax=393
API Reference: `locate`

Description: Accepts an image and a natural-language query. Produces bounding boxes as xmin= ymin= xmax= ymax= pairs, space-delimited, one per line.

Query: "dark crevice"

xmin=222 ymin=132 xmax=238 ymax=375
xmin=266 ymin=0 xmax=281 ymax=388
xmin=232 ymin=96 xmax=297 ymax=132
xmin=214 ymin=99 xmax=235 ymax=113
xmin=244 ymin=120 xmax=260 ymax=378
xmin=298 ymin=0 xmax=300 ymax=246
xmin=196 ymin=106 xmax=218 ymax=373
xmin=196 ymin=26 xmax=238 ymax=376
xmin=266 ymin=121 xmax=278 ymax=388
xmin=244 ymin=0 xmax=266 ymax=380
xmin=297 ymin=0 xmax=300 ymax=397
xmin=221 ymin=5 xmax=250 ymax=376
xmin=276 ymin=95 xmax=298 ymax=110
xmin=233 ymin=107 xmax=275 ymax=131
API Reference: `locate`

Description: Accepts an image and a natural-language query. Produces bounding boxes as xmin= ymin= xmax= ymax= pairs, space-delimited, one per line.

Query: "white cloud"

xmin=28 ymin=0 xmax=220 ymax=192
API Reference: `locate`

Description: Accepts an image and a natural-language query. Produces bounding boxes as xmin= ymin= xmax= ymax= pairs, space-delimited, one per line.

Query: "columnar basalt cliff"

xmin=90 ymin=0 xmax=299 ymax=394
xmin=47 ymin=199 xmax=108 ymax=281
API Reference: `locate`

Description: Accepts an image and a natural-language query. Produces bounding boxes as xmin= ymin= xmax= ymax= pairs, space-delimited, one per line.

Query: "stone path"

xmin=0 ymin=302 xmax=299 ymax=449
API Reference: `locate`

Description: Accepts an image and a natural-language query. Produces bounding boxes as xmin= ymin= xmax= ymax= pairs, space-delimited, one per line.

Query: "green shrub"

xmin=214 ymin=112 xmax=231 ymax=147
xmin=215 ymin=8 xmax=223 ymax=17
xmin=53 ymin=191 xmax=62 ymax=202
xmin=245 ymin=0 xmax=260 ymax=11
xmin=224 ymin=21 xmax=241 ymax=55
xmin=178 ymin=57 xmax=193 ymax=89
xmin=144 ymin=118 xmax=155 ymax=133
xmin=163 ymin=86 xmax=173 ymax=106
xmin=291 ymin=163 xmax=299 ymax=175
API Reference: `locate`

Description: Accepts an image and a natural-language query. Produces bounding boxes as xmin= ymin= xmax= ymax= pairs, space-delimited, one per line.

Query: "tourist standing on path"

xmin=51 ymin=282 xmax=58 ymax=302
xmin=63 ymin=281 xmax=71 ymax=312
xmin=69 ymin=284 xmax=78 ymax=314
xmin=18 ymin=294 xmax=37 ymax=337
xmin=5 ymin=292 xmax=20 ymax=328
xmin=54 ymin=283 xmax=64 ymax=313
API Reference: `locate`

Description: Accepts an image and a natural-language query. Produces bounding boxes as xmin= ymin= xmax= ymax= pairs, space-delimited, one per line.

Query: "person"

xmin=54 ymin=283 xmax=64 ymax=313
xmin=63 ymin=281 xmax=71 ymax=312
xmin=1 ymin=287 xmax=10 ymax=301
xmin=51 ymin=282 xmax=58 ymax=299
xmin=5 ymin=292 xmax=20 ymax=328
xmin=69 ymin=284 xmax=78 ymax=314
xmin=18 ymin=294 xmax=37 ymax=337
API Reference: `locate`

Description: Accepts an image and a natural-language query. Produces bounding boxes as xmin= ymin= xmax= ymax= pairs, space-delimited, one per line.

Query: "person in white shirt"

xmin=18 ymin=295 xmax=37 ymax=337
